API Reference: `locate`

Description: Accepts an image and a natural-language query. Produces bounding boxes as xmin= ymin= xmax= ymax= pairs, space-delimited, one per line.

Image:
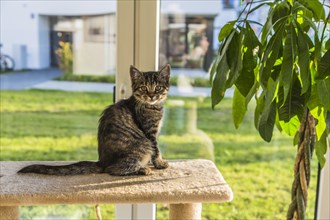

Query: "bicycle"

xmin=0 ymin=43 xmax=15 ymax=72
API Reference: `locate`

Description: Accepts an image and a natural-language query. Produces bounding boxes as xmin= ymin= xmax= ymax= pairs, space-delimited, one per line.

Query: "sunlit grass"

xmin=0 ymin=90 xmax=317 ymax=219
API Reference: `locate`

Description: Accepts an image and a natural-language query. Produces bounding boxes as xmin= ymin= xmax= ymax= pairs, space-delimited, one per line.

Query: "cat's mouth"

xmin=147 ymin=100 xmax=159 ymax=105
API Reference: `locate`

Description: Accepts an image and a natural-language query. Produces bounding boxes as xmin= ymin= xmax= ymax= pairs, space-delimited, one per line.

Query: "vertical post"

xmin=116 ymin=0 xmax=135 ymax=101
xmin=132 ymin=204 xmax=156 ymax=220
xmin=131 ymin=1 xmax=160 ymax=219
xmin=115 ymin=204 xmax=133 ymax=220
xmin=317 ymin=150 xmax=330 ymax=219
xmin=169 ymin=203 xmax=202 ymax=220
xmin=134 ymin=0 xmax=160 ymax=70
xmin=115 ymin=1 xmax=160 ymax=219
xmin=0 ymin=206 xmax=20 ymax=220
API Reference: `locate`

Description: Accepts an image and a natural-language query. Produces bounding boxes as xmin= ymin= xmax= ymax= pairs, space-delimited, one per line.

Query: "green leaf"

xmin=310 ymin=106 xmax=327 ymax=142
xmin=261 ymin=6 xmax=275 ymax=43
xmin=315 ymin=130 xmax=328 ymax=168
xmin=272 ymin=1 xmax=290 ymax=31
xmin=293 ymin=1 xmax=314 ymax=32
xmin=278 ymin=79 xmax=305 ymax=122
xmin=264 ymin=78 xmax=279 ymax=111
xmin=281 ymin=24 xmax=296 ymax=103
xmin=275 ymin=109 xmax=283 ymax=132
xmin=318 ymin=49 xmax=330 ymax=79
xmin=279 ymin=115 xmax=301 ymax=136
xmin=244 ymin=22 xmax=261 ymax=66
xmin=216 ymin=30 xmax=236 ymax=65
xmin=211 ymin=53 xmax=229 ymax=108
xmin=293 ymin=131 xmax=299 ymax=146
xmin=260 ymin=22 xmax=285 ymax=87
xmin=218 ymin=21 xmax=235 ymax=42
xmin=245 ymin=80 xmax=259 ymax=107
xmin=255 ymin=92 xmax=265 ymax=129
xmin=297 ymin=28 xmax=310 ymax=94
xmin=303 ymin=0 xmax=325 ymax=21
xmin=314 ymin=30 xmax=322 ymax=63
xmin=325 ymin=38 xmax=330 ymax=50
xmin=209 ymin=55 xmax=220 ymax=84
xmin=236 ymin=69 xmax=255 ymax=97
xmin=310 ymin=99 xmax=329 ymax=168
xmin=258 ymin=100 xmax=277 ymax=142
xmin=247 ymin=1 xmax=273 ymax=16
xmin=232 ymin=87 xmax=247 ymax=129
xmin=226 ymin=31 xmax=243 ymax=88
xmin=307 ymin=83 xmax=321 ymax=110
xmin=235 ymin=22 xmax=260 ymax=97
xmin=270 ymin=64 xmax=281 ymax=81
xmin=300 ymin=14 xmax=318 ymax=33
xmin=316 ymin=77 xmax=330 ymax=111
xmin=293 ymin=1 xmax=307 ymax=14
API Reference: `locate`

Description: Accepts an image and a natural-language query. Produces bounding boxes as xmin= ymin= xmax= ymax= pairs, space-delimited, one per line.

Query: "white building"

xmin=1 ymin=0 xmax=267 ymax=74
xmin=1 ymin=1 xmax=116 ymax=74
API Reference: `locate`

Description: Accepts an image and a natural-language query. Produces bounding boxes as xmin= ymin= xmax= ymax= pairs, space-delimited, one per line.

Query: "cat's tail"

xmin=18 ymin=161 xmax=104 ymax=175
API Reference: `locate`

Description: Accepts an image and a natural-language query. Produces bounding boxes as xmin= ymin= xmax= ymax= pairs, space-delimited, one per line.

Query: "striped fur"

xmin=18 ymin=65 xmax=170 ymax=176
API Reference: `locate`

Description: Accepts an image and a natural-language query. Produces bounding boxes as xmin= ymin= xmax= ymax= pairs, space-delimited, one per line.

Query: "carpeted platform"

xmin=0 ymin=159 xmax=233 ymax=206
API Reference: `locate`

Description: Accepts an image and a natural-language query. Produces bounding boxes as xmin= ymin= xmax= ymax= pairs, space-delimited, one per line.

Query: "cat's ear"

xmin=158 ymin=64 xmax=170 ymax=81
xmin=130 ymin=65 xmax=142 ymax=81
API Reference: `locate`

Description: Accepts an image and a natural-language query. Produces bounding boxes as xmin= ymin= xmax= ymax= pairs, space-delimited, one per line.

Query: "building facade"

xmin=1 ymin=0 xmax=267 ymax=75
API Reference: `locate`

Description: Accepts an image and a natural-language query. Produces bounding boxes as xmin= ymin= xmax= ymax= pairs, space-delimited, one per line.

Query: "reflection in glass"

xmin=158 ymin=1 xmax=317 ymax=219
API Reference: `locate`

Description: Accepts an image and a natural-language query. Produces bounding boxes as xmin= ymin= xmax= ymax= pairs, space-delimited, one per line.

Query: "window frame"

xmin=115 ymin=0 xmax=160 ymax=219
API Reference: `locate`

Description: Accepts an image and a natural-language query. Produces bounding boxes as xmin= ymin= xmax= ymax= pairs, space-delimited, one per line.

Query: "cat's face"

xmin=130 ymin=64 xmax=170 ymax=105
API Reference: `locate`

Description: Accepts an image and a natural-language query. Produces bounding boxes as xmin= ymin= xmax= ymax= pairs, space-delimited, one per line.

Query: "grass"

xmin=56 ymin=74 xmax=116 ymax=84
xmin=0 ymin=90 xmax=318 ymax=219
xmin=55 ymin=73 xmax=211 ymax=87
xmin=0 ymin=69 xmax=31 ymax=74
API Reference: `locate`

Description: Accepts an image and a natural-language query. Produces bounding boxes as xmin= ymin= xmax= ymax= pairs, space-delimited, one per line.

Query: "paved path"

xmin=0 ymin=68 xmax=61 ymax=90
xmin=1 ymin=68 xmax=233 ymax=97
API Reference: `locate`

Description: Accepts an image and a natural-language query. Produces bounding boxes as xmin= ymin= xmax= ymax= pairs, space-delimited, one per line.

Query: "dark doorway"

xmin=50 ymin=31 xmax=73 ymax=67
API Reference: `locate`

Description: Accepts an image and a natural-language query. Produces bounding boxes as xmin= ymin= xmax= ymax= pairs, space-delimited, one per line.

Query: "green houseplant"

xmin=210 ymin=0 xmax=329 ymax=219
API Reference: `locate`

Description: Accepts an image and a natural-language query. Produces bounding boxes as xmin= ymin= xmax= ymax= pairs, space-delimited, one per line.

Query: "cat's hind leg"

xmin=104 ymin=154 xmax=152 ymax=176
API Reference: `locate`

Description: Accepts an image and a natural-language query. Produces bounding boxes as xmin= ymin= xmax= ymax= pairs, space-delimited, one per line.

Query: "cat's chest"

xmin=140 ymin=108 xmax=162 ymax=121
xmin=136 ymin=107 xmax=163 ymax=127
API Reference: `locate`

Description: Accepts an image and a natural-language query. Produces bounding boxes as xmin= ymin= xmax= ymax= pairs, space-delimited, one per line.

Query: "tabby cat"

xmin=18 ymin=64 xmax=170 ymax=176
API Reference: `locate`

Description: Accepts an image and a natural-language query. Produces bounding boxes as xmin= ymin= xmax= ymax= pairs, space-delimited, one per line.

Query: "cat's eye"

xmin=155 ymin=86 xmax=162 ymax=91
xmin=140 ymin=86 xmax=148 ymax=91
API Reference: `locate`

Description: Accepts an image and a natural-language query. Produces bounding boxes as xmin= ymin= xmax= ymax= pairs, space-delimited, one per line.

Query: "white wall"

xmin=0 ymin=0 xmax=116 ymax=70
xmin=1 ymin=1 xmax=40 ymax=69
xmin=38 ymin=16 xmax=50 ymax=68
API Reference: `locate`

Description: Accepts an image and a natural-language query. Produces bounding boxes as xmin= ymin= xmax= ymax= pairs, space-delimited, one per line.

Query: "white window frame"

xmin=115 ymin=0 xmax=160 ymax=219
xmin=317 ymin=149 xmax=330 ymax=219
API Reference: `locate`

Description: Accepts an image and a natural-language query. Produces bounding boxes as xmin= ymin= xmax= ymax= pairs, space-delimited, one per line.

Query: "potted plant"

xmin=210 ymin=0 xmax=329 ymax=219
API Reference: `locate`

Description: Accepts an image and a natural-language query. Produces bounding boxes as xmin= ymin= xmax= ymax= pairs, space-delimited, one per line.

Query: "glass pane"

xmin=1 ymin=1 xmax=116 ymax=219
xmin=158 ymin=1 xmax=317 ymax=219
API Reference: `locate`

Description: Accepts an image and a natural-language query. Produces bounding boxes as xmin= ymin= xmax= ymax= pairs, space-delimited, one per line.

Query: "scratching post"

xmin=169 ymin=203 xmax=202 ymax=220
xmin=1 ymin=160 xmax=233 ymax=219
xmin=0 ymin=206 xmax=19 ymax=220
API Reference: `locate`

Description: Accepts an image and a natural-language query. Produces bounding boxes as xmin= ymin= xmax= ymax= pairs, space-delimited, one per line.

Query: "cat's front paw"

xmin=153 ymin=159 xmax=169 ymax=169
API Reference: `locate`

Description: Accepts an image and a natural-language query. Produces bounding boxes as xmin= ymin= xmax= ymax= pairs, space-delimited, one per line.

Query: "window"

xmin=0 ymin=1 xmax=117 ymax=219
xmin=222 ymin=0 xmax=235 ymax=9
xmin=1 ymin=0 xmax=321 ymax=219
xmin=157 ymin=1 xmax=318 ymax=219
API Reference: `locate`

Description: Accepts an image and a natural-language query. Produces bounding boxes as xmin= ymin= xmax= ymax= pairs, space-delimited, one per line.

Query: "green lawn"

xmin=0 ymin=90 xmax=317 ymax=219
xmin=56 ymin=73 xmax=211 ymax=87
